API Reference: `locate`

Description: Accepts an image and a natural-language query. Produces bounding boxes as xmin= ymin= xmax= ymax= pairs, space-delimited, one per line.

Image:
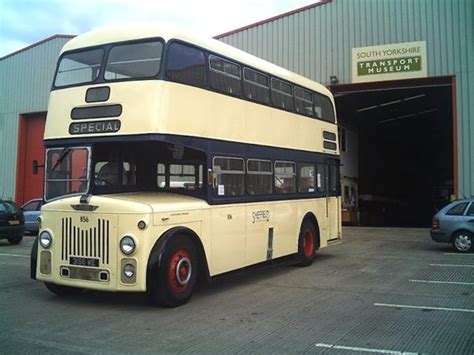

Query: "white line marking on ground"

xmin=430 ymin=263 xmax=474 ymax=268
xmin=374 ymin=303 xmax=474 ymax=313
xmin=443 ymin=253 xmax=474 ymax=256
xmin=315 ymin=343 xmax=419 ymax=354
xmin=0 ymin=253 xmax=29 ymax=258
xmin=409 ymin=279 xmax=474 ymax=286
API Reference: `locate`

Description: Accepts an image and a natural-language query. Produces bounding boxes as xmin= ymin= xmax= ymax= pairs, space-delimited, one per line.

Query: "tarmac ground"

xmin=0 ymin=227 xmax=473 ymax=354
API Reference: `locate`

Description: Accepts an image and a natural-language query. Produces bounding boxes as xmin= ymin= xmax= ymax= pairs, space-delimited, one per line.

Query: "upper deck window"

xmin=243 ymin=68 xmax=270 ymax=104
xmin=104 ymin=41 xmax=163 ymax=80
xmin=166 ymin=43 xmax=207 ymax=87
xmin=54 ymin=48 xmax=104 ymax=87
xmin=294 ymin=86 xmax=313 ymax=117
xmin=314 ymin=93 xmax=336 ymax=123
xmin=209 ymin=55 xmax=242 ymax=96
xmin=271 ymin=78 xmax=294 ymax=111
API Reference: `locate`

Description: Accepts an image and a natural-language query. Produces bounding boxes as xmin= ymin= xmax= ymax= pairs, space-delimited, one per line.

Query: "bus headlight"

xmin=120 ymin=236 xmax=136 ymax=255
xmin=123 ymin=264 xmax=135 ymax=278
xmin=39 ymin=231 xmax=52 ymax=248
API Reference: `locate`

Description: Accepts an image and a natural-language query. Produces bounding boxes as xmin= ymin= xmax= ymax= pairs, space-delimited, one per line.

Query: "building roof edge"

xmin=0 ymin=34 xmax=76 ymax=61
xmin=214 ymin=1 xmax=332 ymax=39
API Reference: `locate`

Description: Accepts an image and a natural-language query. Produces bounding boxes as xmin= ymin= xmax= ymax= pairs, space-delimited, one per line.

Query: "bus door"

xmin=326 ymin=159 xmax=340 ymax=240
xmin=316 ymin=163 xmax=329 ymax=238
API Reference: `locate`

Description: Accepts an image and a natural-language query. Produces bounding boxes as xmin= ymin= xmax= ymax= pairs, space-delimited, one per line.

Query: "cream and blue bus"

xmin=31 ymin=25 xmax=341 ymax=307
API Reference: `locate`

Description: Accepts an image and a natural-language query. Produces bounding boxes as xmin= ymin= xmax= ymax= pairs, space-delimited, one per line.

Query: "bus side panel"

xmin=312 ymin=198 xmax=329 ymax=248
xmin=158 ymin=83 xmax=338 ymax=154
xmin=211 ymin=94 xmax=244 ymax=143
xmin=209 ymin=205 xmax=246 ymax=275
xmin=268 ymin=107 xmax=324 ymax=153
xmin=159 ymin=83 xmax=212 ymax=138
xmin=243 ymin=102 xmax=271 ymax=146
xmin=272 ymin=201 xmax=298 ymax=258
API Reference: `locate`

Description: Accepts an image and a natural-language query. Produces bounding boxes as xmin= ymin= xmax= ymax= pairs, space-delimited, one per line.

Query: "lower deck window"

xmin=274 ymin=161 xmax=296 ymax=193
xmin=298 ymin=163 xmax=316 ymax=193
xmin=213 ymin=157 xmax=245 ymax=196
xmin=157 ymin=163 xmax=202 ymax=190
xmin=95 ymin=161 xmax=136 ymax=186
xmin=247 ymin=159 xmax=273 ymax=195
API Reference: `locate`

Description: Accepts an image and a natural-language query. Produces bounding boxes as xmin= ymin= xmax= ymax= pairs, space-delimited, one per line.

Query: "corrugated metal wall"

xmin=0 ymin=37 xmax=70 ymax=200
xmin=219 ymin=0 xmax=474 ymax=198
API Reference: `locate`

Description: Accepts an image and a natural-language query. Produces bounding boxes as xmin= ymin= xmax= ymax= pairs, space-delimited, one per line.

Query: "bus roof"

xmin=61 ymin=24 xmax=332 ymax=99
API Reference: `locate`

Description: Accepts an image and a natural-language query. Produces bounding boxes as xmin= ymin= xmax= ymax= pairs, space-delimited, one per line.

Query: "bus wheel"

xmin=44 ymin=283 xmax=83 ymax=296
xmin=30 ymin=239 xmax=38 ymax=280
xmin=297 ymin=220 xmax=316 ymax=267
xmin=148 ymin=235 xmax=198 ymax=307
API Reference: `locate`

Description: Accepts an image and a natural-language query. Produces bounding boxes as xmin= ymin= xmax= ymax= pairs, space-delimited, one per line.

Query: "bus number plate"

xmin=70 ymin=257 xmax=99 ymax=267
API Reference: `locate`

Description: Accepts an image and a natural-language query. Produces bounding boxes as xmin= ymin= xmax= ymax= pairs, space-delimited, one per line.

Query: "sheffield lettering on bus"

xmin=69 ymin=120 xmax=121 ymax=135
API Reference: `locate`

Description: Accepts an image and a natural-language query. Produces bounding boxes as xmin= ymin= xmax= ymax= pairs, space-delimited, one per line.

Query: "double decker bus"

xmin=31 ymin=25 xmax=341 ymax=307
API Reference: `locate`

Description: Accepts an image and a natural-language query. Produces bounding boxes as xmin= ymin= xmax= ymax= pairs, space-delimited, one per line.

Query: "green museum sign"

xmin=352 ymin=42 xmax=427 ymax=83
xmin=357 ymin=56 xmax=422 ymax=76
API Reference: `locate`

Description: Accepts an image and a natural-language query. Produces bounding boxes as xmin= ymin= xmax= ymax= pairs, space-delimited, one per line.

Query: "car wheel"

xmin=296 ymin=220 xmax=317 ymax=267
xmin=452 ymin=231 xmax=473 ymax=253
xmin=148 ymin=235 xmax=198 ymax=307
xmin=44 ymin=282 xmax=83 ymax=296
xmin=7 ymin=235 xmax=23 ymax=245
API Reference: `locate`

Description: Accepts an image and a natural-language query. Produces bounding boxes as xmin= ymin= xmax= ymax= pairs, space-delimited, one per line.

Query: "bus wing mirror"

xmin=32 ymin=160 xmax=44 ymax=175
xmin=171 ymin=143 xmax=184 ymax=160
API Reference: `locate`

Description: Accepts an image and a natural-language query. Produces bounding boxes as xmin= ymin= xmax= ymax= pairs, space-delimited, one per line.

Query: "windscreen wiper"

xmin=51 ymin=147 xmax=71 ymax=171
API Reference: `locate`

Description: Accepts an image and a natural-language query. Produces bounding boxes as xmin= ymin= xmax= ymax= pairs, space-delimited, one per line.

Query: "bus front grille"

xmin=60 ymin=217 xmax=110 ymax=264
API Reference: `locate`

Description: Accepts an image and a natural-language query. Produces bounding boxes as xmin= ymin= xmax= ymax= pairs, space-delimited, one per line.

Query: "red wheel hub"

xmin=168 ymin=249 xmax=192 ymax=293
xmin=303 ymin=229 xmax=314 ymax=257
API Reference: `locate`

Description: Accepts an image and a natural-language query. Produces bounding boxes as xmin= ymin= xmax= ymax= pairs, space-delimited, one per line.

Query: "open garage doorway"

xmin=331 ymin=76 xmax=455 ymax=227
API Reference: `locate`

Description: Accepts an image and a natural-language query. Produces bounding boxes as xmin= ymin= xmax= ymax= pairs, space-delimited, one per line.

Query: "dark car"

xmin=21 ymin=198 xmax=43 ymax=235
xmin=431 ymin=198 xmax=474 ymax=253
xmin=0 ymin=200 xmax=25 ymax=244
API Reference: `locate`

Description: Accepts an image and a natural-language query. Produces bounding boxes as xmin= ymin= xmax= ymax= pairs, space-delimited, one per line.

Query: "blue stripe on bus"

xmin=44 ymin=133 xmax=340 ymax=204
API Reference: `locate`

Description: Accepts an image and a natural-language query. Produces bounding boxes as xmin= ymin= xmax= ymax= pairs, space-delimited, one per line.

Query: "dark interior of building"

xmin=335 ymin=81 xmax=454 ymax=227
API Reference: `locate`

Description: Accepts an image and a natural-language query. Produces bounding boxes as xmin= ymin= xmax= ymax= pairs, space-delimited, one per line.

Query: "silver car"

xmin=21 ymin=198 xmax=43 ymax=235
xmin=431 ymin=198 xmax=474 ymax=253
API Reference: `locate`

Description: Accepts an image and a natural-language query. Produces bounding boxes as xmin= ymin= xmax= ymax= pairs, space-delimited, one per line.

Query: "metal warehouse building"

xmin=0 ymin=35 xmax=73 ymax=205
xmin=0 ymin=0 xmax=472 ymax=227
xmin=217 ymin=0 xmax=473 ymax=227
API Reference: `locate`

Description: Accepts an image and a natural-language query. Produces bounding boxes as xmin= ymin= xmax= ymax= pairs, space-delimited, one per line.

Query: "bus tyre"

xmin=30 ymin=239 xmax=38 ymax=279
xmin=297 ymin=220 xmax=317 ymax=267
xmin=148 ymin=235 xmax=198 ymax=307
xmin=44 ymin=283 xmax=83 ymax=296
